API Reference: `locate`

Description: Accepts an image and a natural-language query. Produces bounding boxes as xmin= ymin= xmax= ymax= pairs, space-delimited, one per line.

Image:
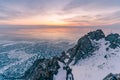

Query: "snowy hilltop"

xmin=1 ymin=29 xmax=120 ymax=80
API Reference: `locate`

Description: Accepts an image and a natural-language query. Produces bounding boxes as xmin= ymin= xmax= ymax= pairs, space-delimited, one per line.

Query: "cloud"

xmin=0 ymin=0 xmax=69 ymax=21
xmin=0 ymin=0 xmax=46 ymax=21
xmin=0 ymin=0 xmax=120 ymax=26
xmin=60 ymin=0 xmax=120 ymax=26
xmin=62 ymin=10 xmax=120 ymax=26
xmin=63 ymin=0 xmax=120 ymax=11
xmin=97 ymin=11 xmax=120 ymax=21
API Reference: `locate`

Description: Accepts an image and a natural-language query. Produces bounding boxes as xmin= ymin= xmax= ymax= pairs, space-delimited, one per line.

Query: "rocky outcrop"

xmin=23 ymin=57 xmax=75 ymax=80
xmin=67 ymin=29 xmax=105 ymax=64
xmin=103 ymin=73 xmax=120 ymax=80
xmin=23 ymin=57 xmax=60 ymax=80
xmin=88 ymin=29 xmax=105 ymax=41
xmin=63 ymin=65 xmax=74 ymax=80
xmin=105 ymin=33 xmax=120 ymax=49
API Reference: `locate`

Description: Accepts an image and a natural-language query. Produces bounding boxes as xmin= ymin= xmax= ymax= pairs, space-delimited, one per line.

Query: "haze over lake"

xmin=0 ymin=25 xmax=120 ymax=42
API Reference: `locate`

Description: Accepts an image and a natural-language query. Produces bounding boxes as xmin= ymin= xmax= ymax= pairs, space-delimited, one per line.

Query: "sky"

xmin=0 ymin=0 xmax=120 ymax=26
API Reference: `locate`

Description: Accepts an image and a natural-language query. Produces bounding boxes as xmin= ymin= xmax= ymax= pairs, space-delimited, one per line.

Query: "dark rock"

xmin=105 ymin=33 xmax=120 ymax=49
xmin=106 ymin=47 xmax=109 ymax=51
xmin=104 ymin=55 xmax=108 ymax=59
xmin=67 ymin=29 xmax=104 ymax=64
xmin=105 ymin=33 xmax=119 ymax=42
xmin=87 ymin=29 xmax=105 ymax=40
xmin=103 ymin=73 xmax=120 ymax=80
xmin=23 ymin=58 xmax=60 ymax=80
xmin=109 ymin=43 xmax=118 ymax=49
xmin=65 ymin=66 xmax=74 ymax=80
xmin=59 ymin=51 xmax=69 ymax=64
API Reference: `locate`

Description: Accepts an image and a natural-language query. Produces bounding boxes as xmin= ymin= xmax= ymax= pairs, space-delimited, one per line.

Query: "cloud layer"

xmin=0 ymin=0 xmax=120 ymax=26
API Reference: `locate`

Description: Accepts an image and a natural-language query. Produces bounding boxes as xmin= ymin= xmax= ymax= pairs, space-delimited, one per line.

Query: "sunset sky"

xmin=0 ymin=0 xmax=120 ymax=26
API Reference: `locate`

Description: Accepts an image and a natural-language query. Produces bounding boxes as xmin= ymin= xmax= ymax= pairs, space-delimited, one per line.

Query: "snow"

xmin=70 ymin=39 xmax=120 ymax=80
xmin=68 ymin=74 xmax=73 ymax=79
xmin=54 ymin=61 xmax=66 ymax=80
xmin=53 ymin=39 xmax=119 ymax=80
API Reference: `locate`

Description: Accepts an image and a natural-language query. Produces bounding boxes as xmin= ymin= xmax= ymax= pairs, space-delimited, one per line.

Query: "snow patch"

xmin=54 ymin=61 xmax=66 ymax=80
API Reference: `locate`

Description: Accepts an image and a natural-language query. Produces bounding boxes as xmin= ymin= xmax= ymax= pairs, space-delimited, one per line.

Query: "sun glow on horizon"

xmin=1 ymin=12 xmax=119 ymax=27
xmin=0 ymin=15 xmax=70 ymax=26
xmin=0 ymin=8 xmax=120 ymax=27
xmin=0 ymin=0 xmax=120 ymax=27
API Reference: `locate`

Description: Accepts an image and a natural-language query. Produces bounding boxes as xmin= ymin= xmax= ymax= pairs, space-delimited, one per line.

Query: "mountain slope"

xmin=55 ymin=29 xmax=120 ymax=80
xmin=69 ymin=39 xmax=120 ymax=80
xmin=3 ymin=29 xmax=120 ymax=80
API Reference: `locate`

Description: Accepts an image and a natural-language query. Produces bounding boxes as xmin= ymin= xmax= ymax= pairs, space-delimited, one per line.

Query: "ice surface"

xmin=0 ymin=40 xmax=71 ymax=79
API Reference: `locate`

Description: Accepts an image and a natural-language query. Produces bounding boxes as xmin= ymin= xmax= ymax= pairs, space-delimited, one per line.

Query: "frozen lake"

xmin=0 ymin=25 xmax=120 ymax=79
xmin=0 ymin=25 xmax=120 ymax=42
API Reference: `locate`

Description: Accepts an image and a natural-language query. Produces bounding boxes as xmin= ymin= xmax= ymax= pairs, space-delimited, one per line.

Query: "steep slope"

xmin=55 ymin=29 xmax=120 ymax=80
xmin=66 ymin=29 xmax=105 ymax=64
xmin=69 ymin=39 xmax=120 ymax=80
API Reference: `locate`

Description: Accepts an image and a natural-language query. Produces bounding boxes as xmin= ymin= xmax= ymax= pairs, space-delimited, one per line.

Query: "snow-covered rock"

xmin=55 ymin=29 xmax=120 ymax=80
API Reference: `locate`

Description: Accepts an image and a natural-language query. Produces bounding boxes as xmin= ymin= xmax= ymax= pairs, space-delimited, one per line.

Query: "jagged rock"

xmin=59 ymin=51 xmax=69 ymax=63
xmin=105 ymin=33 xmax=120 ymax=49
xmin=87 ymin=29 xmax=105 ymax=41
xmin=74 ymin=35 xmax=95 ymax=64
xmin=105 ymin=33 xmax=119 ymax=42
xmin=103 ymin=73 xmax=120 ymax=80
xmin=23 ymin=57 xmax=60 ymax=80
xmin=67 ymin=29 xmax=104 ymax=64
xmin=63 ymin=65 xmax=74 ymax=80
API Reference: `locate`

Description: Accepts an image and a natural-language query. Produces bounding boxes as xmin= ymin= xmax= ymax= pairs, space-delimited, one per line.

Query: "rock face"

xmin=88 ymin=29 xmax=105 ymax=41
xmin=67 ymin=29 xmax=105 ymax=64
xmin=23 ymin=57 xmax=60 ymax=80
xmin=103 ymin=73 xmax=120 ymax=80
xmin=105 ymin=33 xmax=120 ymax=49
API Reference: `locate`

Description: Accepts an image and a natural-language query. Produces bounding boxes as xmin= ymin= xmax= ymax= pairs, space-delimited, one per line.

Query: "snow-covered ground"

xmin=54 ymin=39 xmax=120 ymax=80
xmin=70 ymin=39 xmax=120 ymax=80
xmin=54 ymin=61 xmax=67 ymax=80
